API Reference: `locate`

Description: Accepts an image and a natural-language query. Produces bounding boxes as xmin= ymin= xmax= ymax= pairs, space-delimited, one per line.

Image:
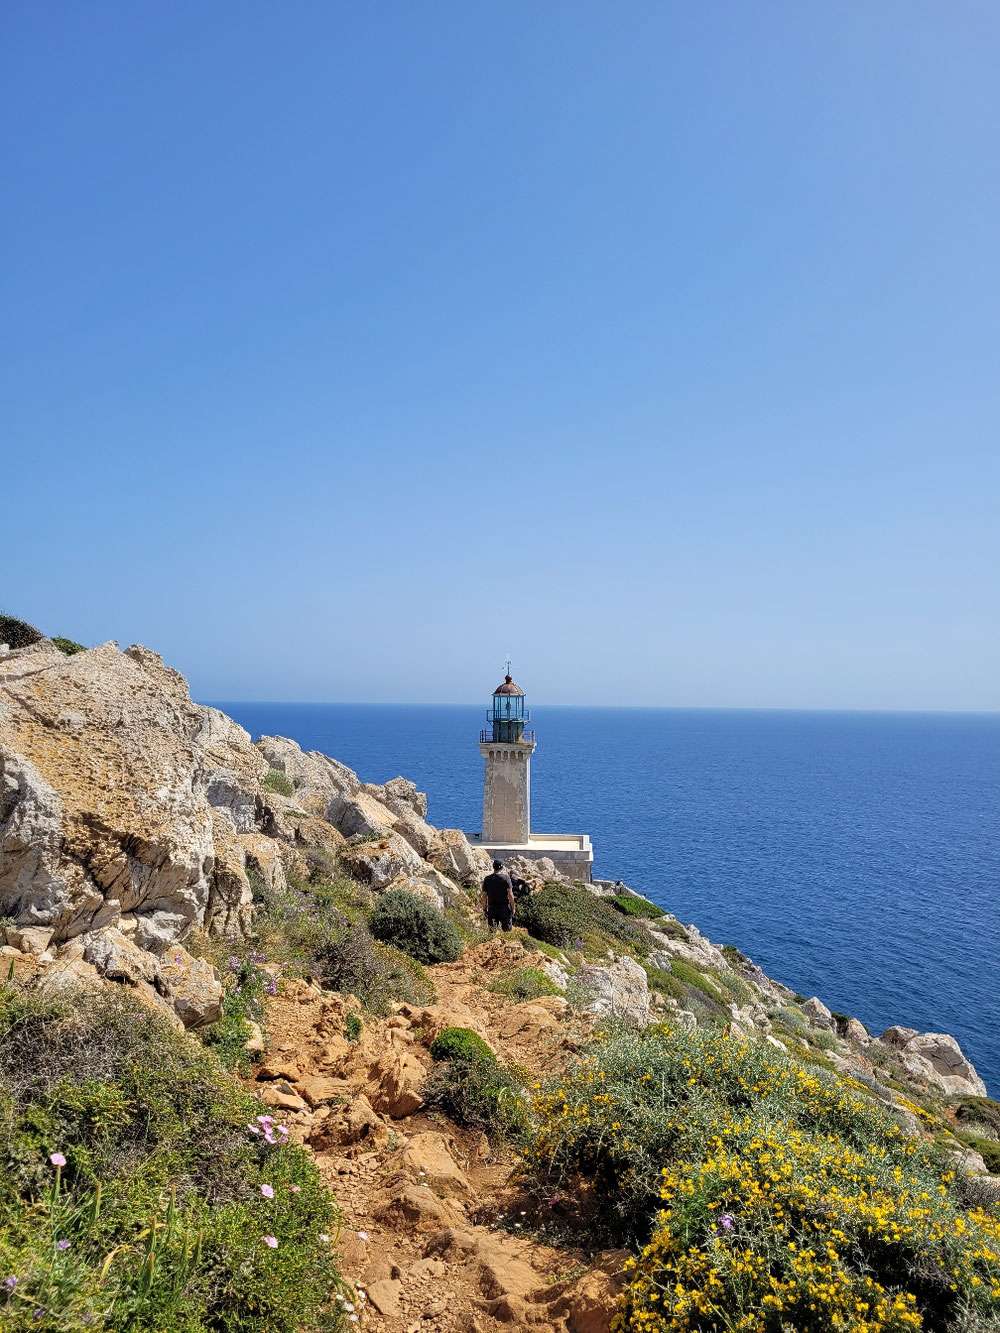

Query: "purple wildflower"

xmin=228 ymin=957 xmax=240 ymax=972
xmin=6 ymin=1277 xmax=18 ymax=1291
xmin=719 ymin=1213 xmax=735 ymax=1231
xmin=56 ymin=1240 xmax=70 ymax=1251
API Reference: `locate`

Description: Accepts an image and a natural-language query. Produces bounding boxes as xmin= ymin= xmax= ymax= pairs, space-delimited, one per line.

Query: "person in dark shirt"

xmin=481 ymin=859 xmax=516 ymax=933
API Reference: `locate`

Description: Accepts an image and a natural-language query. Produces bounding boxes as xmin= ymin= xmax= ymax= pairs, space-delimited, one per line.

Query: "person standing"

xmin=481 ymin=859 xmax=516 ymax=933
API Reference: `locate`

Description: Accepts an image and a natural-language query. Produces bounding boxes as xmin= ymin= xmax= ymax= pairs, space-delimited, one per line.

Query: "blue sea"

xmin=207 ymin=703 xmax=1000 ymax=1096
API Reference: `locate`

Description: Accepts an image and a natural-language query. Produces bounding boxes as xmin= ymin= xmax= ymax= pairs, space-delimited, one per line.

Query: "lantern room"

xmin=485 ymin=674 xmax=532 ymax=743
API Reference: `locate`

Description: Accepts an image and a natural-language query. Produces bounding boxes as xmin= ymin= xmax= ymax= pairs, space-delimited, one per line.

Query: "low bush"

xmin=51 ymin=637 xmax=85 ymax=655
xmin=955 ymin=1095 xmax=1000 ymax=1139
xmin=368 ymin=890 xmax=462 ymax=965
xmin=488 ymin=967 xmax=560 ymax=1002
xmin=423 ymin=1058 xmax=529 ymax=1144
xmin=526 ymin=1024 xmax=1000 ymax=1333
xmin=609 ymin=895 xmax=664 ymax=920
xmin=0 ymin=615 xmax=43 ymax=649
xmin=204 ymin=948 xmax=274 ymax=1070
xmin=430 ymin=1026 xmax=495 ymax=1065
xmin=313 ymin=921 xmax=434 ymax=1015
xmin=956 ymin=1132 xmax=1000 ymax=1174
xmin=643 ymin=965 xmax=685 ymax=1004
xmin=262 ymin=767 xmax=295 ymax=797
xmin=0 ymin=982 xmax=345 ymax=1331
xmin=669 ymin=958 xmax=726 ymax=1007
xmin=516 ymin=884 xmax=650 ymax=958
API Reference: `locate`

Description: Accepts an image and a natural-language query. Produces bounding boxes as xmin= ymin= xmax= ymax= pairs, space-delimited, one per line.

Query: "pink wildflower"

xmin=263 ymin=1236 xmax=278 ymax=1249
xmin=260 ymin=1184 xmax=274 ymax=1199
xmin=49 ymin=1153 xmax=66 ymax=1167
xmin=290 ymin=1185 xmax=301 ymax=1193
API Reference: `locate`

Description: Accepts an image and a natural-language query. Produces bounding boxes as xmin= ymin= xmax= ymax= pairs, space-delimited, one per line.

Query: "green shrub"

xmin=429 ymin=1026 xmax=495 ymax=1065
xmin=955 ymin=1096 xmax=1000 ymax=1139
xmin=205 ymin=948 xmax=273 ymax=1070
xmin=810 ymin=1028 xmax=841 ymax=1052
xmin=51 ymin=637 xmax=85 ymax=655
xmin=0 ymin=615 xmax=43 ymax=649
xmin=643 ymin=965 xmax=685 ymax=1004
xmin=669 ymin=958 xmax=727 ymax=1007
xmin=423 ymin=1058 xmax=529 ymax=1144
xmin=263 ymin=767 xmax=295 ymax=797
xmin=721 ymin=943 xmax=746 ymax=967
xmin=527 ymin=1022 xmax=1000 ymax=1332
xmin=0 ymin=982 xmax=345 ymax=1331
xmin=343 ymin=1013 xmax=362 ymax=1044
xmin=956 ymin=1132 xmax=1000 ymax=1174
xmin=716 ymin=970 xmax=754 ymax=1006
xmin=516 ymin=883 xmax=649 ymax=957
xmin=368 ymin=890 xmax=462 ymax=965
xmin=488 ymin=966 xmax=560 ymax=1002
xmin=609 ymin=894 xmax=664 ymax=920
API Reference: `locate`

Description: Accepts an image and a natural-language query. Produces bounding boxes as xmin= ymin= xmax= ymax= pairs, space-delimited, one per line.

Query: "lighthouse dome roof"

xmin=493 ymin=675 xmax=525 ymax=696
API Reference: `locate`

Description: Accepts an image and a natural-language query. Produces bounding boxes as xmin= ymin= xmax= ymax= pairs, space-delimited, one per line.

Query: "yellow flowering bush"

xmin=525 ymin=1024 xmax=1000 ymax=1331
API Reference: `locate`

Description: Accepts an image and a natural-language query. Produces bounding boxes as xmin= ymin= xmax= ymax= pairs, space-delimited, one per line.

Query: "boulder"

xmin=157 ymin=945 xmax=224 ymax=1028
xmin=80 ymin=927 xmax=160 ymax=984
xmin=32 ymin=955 xmax=103 ymax=997
xmin=193 ymin=707 xmax=267 ymax=834
xmin=648 ymin=925 xmax=726 ymax=972
xmin=801 ymin=996 xmax=835 ymax=1031
xmin=366 ymin=1045 xmax=427 ymax=1118
xmin=881 ymin=1025 xmax=919 ymax=1049
xmin=204 ymin=812 xmax=253 ymax=939
xmin=254 ymin=735 xmax=361 ymax=816
xmin=389 ymin=805 xmax=436 ymax=859
xmin=5 ymin=924 xmax=54 ymax=954
xmin=394 ymin=1131 xmax=471 ymax=1195
xmin=310 ymin=1093 xmax=389 ymax=1151
xmin=842 ymin=1016 xmax=870 ymax=1044
xmin=331 ymin=790 xmax=396 ymax=841
xmin=382 ymin=777 xmax=428 ymax=820
xmin=578 ymin=955 xmax=650 ymax=1026
xmin=897 ymin=1032 xmax=987 ymax=1097
xmin=373 ymin=1181 xmax=464 ymax=1232
xmin=428 ymin=829 xmax=492 ymax=885
xmin=0 ymin=643 xmax=215 ymax=950
xmin=340 ymin=833 xmax=425 ymax=891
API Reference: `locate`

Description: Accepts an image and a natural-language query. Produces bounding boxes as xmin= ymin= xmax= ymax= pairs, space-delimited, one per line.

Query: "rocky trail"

xmin=251 ymin=937 xmax=625 ymax=1333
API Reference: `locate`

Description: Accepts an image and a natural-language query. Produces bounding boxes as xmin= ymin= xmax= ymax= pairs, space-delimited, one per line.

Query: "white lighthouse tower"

xmin=479 ymin=667 xmax=535 ymax=842
xmin=470 ymin=664 xmax=594 ymax=881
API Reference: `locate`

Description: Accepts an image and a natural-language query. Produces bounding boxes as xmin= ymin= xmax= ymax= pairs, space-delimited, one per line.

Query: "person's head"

xmin=492 ymin=859 xmax=503 ymax=872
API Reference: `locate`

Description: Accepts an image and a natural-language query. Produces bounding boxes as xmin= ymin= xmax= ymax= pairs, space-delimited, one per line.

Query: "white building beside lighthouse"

xmin=468 ymin=667 xmax=593 ymax=881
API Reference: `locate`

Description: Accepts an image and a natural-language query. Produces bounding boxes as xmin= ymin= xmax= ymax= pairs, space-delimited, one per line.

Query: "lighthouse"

xmin=479 ymin=669 xmax=536 ymax=842
xmin=469 ymin=664 xmax=594 ymax=881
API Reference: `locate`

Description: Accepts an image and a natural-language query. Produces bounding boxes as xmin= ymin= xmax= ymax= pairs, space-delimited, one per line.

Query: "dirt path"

xmin=252 ymin=938 xmax=625 ymax=1332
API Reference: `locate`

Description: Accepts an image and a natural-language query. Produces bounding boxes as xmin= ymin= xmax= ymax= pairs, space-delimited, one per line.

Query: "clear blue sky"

xmin=3 ymin=2 xmax=998 ymax=709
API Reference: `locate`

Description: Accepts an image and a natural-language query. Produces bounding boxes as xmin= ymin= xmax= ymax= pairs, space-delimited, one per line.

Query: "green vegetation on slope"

xmin=525 ymin=1023 xmax=1000 ymax=1332
xmin=0 ymin=984 xmax=346 ymax=1332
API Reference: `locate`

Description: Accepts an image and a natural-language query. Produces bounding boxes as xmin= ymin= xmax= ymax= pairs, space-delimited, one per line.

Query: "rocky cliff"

xmin=0 ymin=638 xmax=493 ymax=1032
xmin=0 ymin=636 xmax=991 ymax=1158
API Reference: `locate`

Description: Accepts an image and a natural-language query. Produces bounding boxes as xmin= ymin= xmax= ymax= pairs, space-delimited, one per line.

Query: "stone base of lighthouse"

xmin=468 ymin=831 xmax=594 ymax=883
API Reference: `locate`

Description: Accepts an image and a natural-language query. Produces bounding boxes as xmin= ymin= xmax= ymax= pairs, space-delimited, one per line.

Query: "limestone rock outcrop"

xmin=883 ymin=1030 xmax=988 ymax=1097
xmin=578 ymin=955 xmax=650 ymax=1026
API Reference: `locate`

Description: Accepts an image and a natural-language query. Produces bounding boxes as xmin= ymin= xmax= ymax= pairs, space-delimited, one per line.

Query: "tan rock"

xmin=365 ymin=1277 xmax=404 ymax=1319
xmin=6 ymin=924 xmax=54 ymax=954
xmin=32 ymin=955 xmax=103 ymax=997
xmin=340 ymin=832 xmax=425 ymax=891
xmin=157 ymin=945 xmax=223 ymax=1028
xmin=256 ymin=1057 xmax=302 ymax=1082
xmin=428 ymin=829 xmax=491 ymax=884
xmin=259 ymin=1081 xmax=306 ymax=1111
xmin=373 ymin=1182 xmax=463 ymax=1232
xmin=310 ymin=1093 xmax=389 ymax=1151
xmin=394 ymin=1131 xmax=471 ymax=1195
xmin=298 ymin=1075 xmax=352 ymax=1108
xmin=367 ymin=1045 xmax=426 ymax=1118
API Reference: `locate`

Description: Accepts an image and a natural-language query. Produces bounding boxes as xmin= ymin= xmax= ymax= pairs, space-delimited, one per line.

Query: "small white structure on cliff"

xmin=468 ymin=668 xmax=593 ymax=881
